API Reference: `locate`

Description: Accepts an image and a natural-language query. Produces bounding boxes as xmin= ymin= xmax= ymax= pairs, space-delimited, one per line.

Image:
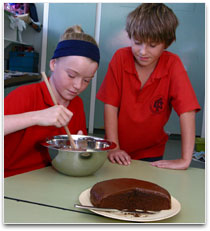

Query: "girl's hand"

xmin=34 ymin=105 xmax=73 ymax=128
xmin=108 ymin=149 xmax=131 ymax=166
xmin=150 ymin=158 xmax=191 ymax=170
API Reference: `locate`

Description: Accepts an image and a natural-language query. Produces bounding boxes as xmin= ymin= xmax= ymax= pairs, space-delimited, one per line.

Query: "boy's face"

xmin=130 ymin=37 xmax=165 ymax=68
xmin=49 ymin=56 xmax=98 ymax=102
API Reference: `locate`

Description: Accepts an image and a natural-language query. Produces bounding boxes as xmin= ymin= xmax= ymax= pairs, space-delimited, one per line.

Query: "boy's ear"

xmin=49 ymin=59 xmax=56 ymax=71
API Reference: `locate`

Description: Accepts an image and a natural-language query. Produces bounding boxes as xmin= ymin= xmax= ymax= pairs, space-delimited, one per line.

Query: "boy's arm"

xmin=104 ymin=104 xmax=120 ymax=148
xmin=104 ymin=104 xmax=131 ymax=165
xmin=179 ymin=110 xmax=196 ymax=167
xmin=151 ymin=110 xmax=196 ymax=170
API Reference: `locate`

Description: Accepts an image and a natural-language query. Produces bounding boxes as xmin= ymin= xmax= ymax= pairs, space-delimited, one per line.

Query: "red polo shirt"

xmin=4 ymin=80 xmax=87 ymax=177
xmin=97 ymin=47 xmax=201 ymax=160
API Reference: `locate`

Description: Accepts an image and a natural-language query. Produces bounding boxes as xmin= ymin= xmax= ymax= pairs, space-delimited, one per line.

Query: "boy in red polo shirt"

xmin=4 ymin=25 xmax=100 ymax=177
xmin=96 ymin=3 xmax=201 ymax=170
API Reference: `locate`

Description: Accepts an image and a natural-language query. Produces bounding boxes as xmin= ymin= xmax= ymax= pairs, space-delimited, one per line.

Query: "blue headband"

xmin=52 ymin=40 xmax=100 ymax=64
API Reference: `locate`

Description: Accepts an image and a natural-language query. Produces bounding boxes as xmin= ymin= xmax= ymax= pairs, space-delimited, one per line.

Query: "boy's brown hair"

xmin=126 ymin=3 xmax=179 ymax=48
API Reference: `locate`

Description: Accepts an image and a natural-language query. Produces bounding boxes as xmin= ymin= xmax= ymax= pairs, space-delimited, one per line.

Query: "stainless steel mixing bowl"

xmin=41 ymin=134 xmax=116 ymax=176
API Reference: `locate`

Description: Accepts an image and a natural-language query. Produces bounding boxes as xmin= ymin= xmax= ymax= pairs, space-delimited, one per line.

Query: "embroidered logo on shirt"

xmin=150 ymin=96 xmax=166 ymax=113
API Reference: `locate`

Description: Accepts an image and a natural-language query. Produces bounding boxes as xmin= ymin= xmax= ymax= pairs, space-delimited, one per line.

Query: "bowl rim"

xmin=41 ymin=134 xmax=116 ymax=152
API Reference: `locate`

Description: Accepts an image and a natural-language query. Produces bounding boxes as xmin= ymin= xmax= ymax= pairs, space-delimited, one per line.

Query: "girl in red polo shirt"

xmin=4 ymin=25 xmax=100 ymax=177
xmin=97 ymin=4 xmax=201 ymax=170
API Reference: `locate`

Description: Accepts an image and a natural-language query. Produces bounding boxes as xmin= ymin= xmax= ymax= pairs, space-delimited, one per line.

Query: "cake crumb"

xmin=123 ymin=212 xmax=148 ymax=218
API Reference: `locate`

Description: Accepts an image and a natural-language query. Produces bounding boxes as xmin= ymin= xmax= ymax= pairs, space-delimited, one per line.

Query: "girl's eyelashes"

xmin=68 ymin=74 xmax=91 ymax=83
xmin=67 ymin=70 xmax=92 ymax=83
xmin=67 ymin=73 xmax=75 ymax=78
xmin=83 ymin=78 xmax=91 ymax=83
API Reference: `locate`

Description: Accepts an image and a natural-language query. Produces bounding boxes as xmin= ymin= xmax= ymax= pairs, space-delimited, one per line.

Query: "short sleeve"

xmin=96 ymin=52 xmax=122 ymax=107
xmin=4 ymin=84 xmax=37 ymax=115
xmin=169 ymin=57 xmax=201 ymax=116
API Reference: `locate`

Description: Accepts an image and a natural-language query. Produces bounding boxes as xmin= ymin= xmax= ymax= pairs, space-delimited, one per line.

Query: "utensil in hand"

xmin=41 ymin=72 xmax=76 ymax=149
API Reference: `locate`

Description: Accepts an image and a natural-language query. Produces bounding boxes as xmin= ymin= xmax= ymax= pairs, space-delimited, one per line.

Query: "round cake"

xmin=90 ymin=178 xmax=171 ymax=211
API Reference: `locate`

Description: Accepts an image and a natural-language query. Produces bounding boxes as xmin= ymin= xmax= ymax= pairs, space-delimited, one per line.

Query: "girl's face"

xmin=50 ymin=56 xmax=98 ymax=104
xmin=130 ymin=37 xmax=165 ymax=69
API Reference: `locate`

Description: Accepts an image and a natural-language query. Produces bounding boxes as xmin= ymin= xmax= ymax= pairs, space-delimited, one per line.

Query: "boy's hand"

xmin=150 ymin=159 xmax=191 ymax=170
xmin=108 ymin=149 xmax=131 ymax=166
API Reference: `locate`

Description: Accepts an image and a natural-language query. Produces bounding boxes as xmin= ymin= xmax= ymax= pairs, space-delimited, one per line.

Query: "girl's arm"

xmin=4 ymin=105 xmax=73 ymax=136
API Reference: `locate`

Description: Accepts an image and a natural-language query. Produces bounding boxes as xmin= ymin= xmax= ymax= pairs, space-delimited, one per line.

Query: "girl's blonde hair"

xmin=51 ymin=25 xmax=100 ymax=64
xmin=60 ymin=25 xmax=98 ymax=46
xmin=126 ymin=3 xmax=179 ymax=48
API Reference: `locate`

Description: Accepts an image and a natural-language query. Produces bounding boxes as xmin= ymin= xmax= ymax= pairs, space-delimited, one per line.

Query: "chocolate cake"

xmin=90 ymin=178 xmax=171 ymax=211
